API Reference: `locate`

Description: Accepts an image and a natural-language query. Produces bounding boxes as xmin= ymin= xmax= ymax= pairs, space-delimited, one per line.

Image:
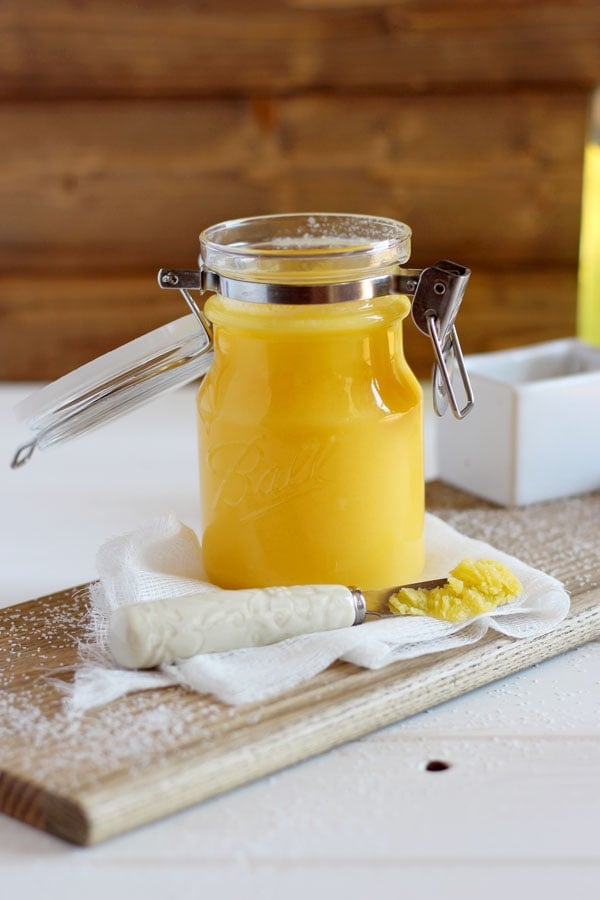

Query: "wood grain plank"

xmin=2 ymin=1 xmax=599 ymax=98
xmin=0 ymin=485 xmax=598 ymax=845
xmin=0 ymin=92 xmax=586 ymax=273
xmin=0 ymin=267 xmax=577 ymax=381
xmin=0 ymin=272 xmax=184 ymax=381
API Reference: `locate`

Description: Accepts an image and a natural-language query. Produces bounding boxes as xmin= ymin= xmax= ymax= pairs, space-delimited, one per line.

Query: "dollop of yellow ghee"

xmin=389 ymin=558 xmax=523 ymax=622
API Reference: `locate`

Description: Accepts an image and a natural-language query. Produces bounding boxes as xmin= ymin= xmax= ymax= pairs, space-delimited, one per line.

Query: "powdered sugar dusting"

xmin=427 ymin=484 xmax=600 ymax=595
xmin=0 ymin=587 xmax=229 ymax=794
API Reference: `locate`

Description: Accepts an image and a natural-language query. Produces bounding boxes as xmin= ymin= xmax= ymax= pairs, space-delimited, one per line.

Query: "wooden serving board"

xmin=1 ymin=483 xmax=599 ymax=846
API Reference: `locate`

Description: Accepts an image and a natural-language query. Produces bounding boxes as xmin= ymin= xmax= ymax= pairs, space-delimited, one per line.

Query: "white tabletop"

xmin=1 ymin=383 xmax=599 ymax=899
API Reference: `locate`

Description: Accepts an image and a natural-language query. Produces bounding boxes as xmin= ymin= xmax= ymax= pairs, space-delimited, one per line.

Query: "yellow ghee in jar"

xmin=197 ymin=289 xmax=424 ymax=591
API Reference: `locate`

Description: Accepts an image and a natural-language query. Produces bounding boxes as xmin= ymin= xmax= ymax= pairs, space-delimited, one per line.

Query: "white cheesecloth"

xmin=67 ymin=512 xmax=570 ymax=709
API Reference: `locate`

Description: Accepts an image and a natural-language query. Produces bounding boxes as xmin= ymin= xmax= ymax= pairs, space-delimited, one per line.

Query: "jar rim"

xmin=199 ymin=213 xmax=412 ymax=285
xmin=200 ymin=212 xmax=411 ymax=264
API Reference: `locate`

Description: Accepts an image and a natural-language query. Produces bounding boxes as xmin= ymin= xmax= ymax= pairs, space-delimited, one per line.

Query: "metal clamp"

xmin=411 ymin=261 xmax=474 ymax=419
xmin=158 ymin=267 xmax=421 ymax=306
xmin=158 ymin=269 xmax=213 ymax=345
xmin=158 ymin=260 xmax=474 ymax=419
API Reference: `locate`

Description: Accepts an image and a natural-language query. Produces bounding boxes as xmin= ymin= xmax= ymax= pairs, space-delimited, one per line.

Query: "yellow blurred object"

xmin=389 ymin=557 xmax=523 ymax=622
xmin=577 ymin=86 xmax=600 ymax=346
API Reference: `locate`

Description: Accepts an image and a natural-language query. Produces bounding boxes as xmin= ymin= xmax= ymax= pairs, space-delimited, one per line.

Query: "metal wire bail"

xmin=410 ymin=261 xmax=474 ymax=419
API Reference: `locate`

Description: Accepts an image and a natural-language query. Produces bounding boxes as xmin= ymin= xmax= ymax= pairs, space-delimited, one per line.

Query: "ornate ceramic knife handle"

xmin=108 ymin=584 xmax=363 ymax=669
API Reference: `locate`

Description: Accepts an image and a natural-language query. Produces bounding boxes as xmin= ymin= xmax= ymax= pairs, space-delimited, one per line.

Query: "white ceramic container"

xmin=436 ymin=339 xmax=600 ymax=506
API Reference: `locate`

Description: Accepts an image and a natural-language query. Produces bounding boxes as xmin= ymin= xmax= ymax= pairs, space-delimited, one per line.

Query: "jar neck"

xmin=199 ymin=293 xmax=419 ymax=422
xmin=203 ymin=293 xmax=412 ymax=337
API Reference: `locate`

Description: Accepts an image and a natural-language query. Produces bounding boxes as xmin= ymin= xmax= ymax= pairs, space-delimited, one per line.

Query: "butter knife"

xmin=108 ymin=578 xmax=446 ymax=669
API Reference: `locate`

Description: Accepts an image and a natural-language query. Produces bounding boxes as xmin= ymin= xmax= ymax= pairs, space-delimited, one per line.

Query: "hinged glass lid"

xmin=11 ymin=315 xmax=212 ymax=468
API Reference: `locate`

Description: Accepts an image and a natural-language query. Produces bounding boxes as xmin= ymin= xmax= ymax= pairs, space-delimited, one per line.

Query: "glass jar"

xmin=197 ymin=214 xmax=422 ymax=589
xmin=12 ymin=212 xmax=473 ymax=593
